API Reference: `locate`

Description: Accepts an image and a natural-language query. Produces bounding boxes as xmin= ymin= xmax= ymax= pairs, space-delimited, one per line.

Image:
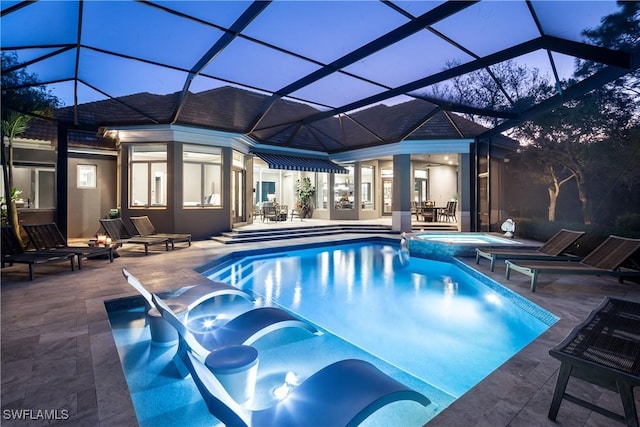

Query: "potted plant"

xmin=295 ymin=177 xmax=315 ymax=218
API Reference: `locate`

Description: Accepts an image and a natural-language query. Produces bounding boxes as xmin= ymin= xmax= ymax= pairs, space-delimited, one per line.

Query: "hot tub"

xmin=409 ymin=232 xmax=528 ymax=260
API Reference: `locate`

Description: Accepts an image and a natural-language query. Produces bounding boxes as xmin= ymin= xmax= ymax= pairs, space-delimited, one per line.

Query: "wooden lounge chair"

xmin=154 ymin=294 xmax=430 ymax=426
xmin=129 ymin=216 xmax=191 ymax=250
xmin=23 ymin=222 xmax=114 ymax=269
xmin=99 ymin=218 xmax=169 ymax=255
xmin=476 ymin=228 xmax=585 ymax=271
xmin=505 ymin=235 xmax=640 ymax=292
xmin=1 ymin=226 xmax=76 ymax=280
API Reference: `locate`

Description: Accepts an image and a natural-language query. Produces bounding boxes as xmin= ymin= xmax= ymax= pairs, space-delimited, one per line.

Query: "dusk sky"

xmin=1 ymin=1 xmax=622 ymax=113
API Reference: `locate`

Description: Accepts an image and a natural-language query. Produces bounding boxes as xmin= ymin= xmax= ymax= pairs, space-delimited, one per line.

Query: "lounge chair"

xmin=122 ymin=268 xmax=253 ymax=321
xmin=99 ymin=218 xmax=169 ymax=255
xmin=476 ymin=228 xmax=585 ymax=272
xmin=175 ymin=332 xmax=430 ymax=426
xmin=129 ymin=216 xmax=191 ymax=250
xmin=155 ymin=295 xmax=431 ymax=426
xmin=505 ymin=235 xmax=640 ymax=292
xmin=23 ymin=222 xmax=114 ymax=269
xmin=152 ymin=293 xmax=318 ymax=377
xmin=1 ymin=226 xmax=76 ymax=280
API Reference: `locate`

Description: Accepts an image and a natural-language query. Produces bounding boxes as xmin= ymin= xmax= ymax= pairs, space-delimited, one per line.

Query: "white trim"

xmin=111 ymin=125 xmax=243 ymax=147
xmin=69 ymin=148 xmax=118 ymax=157
xmin=329 ymin=139 xmax=473 ymax=163
xmin=9 ymin=138 xmax=55 ymax=150
xmin=248 ymin=143 xmax=336 ymax=159
xmin=108 ymin=125 xmax=474 ymax=163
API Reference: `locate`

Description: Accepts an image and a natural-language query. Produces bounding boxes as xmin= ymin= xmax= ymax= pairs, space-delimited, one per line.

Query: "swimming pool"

xmin=107 ymin=239 xmax=557 ymax=426
xmin=409 ymin=232 xmax=526 ymax=259
xmin=206 ymin=241 xmax=556 ymax=397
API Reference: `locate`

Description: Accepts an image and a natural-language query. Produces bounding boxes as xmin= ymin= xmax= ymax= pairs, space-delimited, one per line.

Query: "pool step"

xmin=211 ymin=223 xmax=456 ymax=244
xmin=212 ymin=224 xmax=394 ymax=244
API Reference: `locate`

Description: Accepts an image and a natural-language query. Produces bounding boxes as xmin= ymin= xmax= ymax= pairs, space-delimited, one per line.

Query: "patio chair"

xmin=99 ymin=218 xmax=169 ymax=255
xmin=1 ymin=226 xmax=76 ymax=280
xmin=129 ymin=216 xmax=191 ymax=250
xmin=262 ymin=205 xmax=279 ymax=222
xmin=122 ymin=268 xmax=253 ymax=321
xmin=476 ymin=229 xmax=585 ymax=271
xmin=440 ymin=201 xmax=457 ymax=222
xmin=152 ymin=293 xmax=319 ymax=377
xmin=23 ymin=222 xmax=114 ymax=269
xmin=505 ymin=235 xmax=640 ymax=292
xmin=410 ymin=202 xmax=419 ymax=221
xmin=175 ymin=330 xmax=431 ymax=426
xmin=290 ymin=206 xmax=303 ymax=221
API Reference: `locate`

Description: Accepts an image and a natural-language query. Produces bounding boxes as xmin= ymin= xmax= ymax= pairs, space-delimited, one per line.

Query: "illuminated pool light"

xmin=273 ymin=371 xmax=300 ymax=400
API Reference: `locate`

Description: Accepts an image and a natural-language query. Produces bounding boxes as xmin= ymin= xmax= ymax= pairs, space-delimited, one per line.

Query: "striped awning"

xmin=252 ymin=152 xmax=348 ymax=174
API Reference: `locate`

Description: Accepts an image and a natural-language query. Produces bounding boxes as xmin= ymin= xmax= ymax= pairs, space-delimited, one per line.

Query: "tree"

xmin=519 ymin=144 xmax=575 ymax=222
xmin=515 ymin=2 xmax=640 ymax=225
xmin=444 ymin=2 xmax=639 ymax=225
xmin=427 ymin=59 xmax=549 ymax=130
xmin=1 ymin=52 xmax=60 ymax=244
xmin=513 ymin=85 xmax=635 ymax=225
xmin=575 ymin=1 xmax=640 ymax=102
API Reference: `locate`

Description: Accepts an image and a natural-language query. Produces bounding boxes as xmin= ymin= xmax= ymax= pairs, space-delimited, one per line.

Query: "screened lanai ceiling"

xmin=1 ymin=0 xmax=639 ymax=153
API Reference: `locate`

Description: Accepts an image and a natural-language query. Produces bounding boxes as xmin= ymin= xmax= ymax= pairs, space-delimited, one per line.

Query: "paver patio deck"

xmin=2 ymin=223 xmax=639 ymax=426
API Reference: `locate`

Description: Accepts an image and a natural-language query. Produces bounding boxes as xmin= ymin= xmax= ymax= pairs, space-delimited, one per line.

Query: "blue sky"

xmin=1 ymin=1 xmax=622 ymax=111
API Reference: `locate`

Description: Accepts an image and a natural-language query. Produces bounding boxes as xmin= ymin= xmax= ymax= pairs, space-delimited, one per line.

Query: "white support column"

xmin=392 ymin=154 xmax=412 ymax=232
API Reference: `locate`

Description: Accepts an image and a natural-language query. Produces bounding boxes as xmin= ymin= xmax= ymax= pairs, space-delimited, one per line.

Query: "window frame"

xmin=129 ymin=144 xmax=168 ymax=208
xmin=77 ymin=164 xmax=97 ymax=189
xmin=182 ymin=144 xmax=223 ymax=208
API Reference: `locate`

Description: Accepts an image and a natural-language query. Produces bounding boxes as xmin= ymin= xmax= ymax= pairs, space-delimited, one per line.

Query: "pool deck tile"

xmin=2 ymin=224 xmax=640 ymax=427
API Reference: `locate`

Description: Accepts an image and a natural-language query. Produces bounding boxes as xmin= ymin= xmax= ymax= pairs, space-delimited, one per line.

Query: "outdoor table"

xmin=206 ymin=345 xmax=259 ymax=403
xmin=548 ymin=297 xmax=640 ymax=427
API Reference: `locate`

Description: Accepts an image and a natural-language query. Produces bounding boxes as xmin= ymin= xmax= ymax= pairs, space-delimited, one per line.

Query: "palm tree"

xmin=1 ymin=111 xmax=33 ymax=246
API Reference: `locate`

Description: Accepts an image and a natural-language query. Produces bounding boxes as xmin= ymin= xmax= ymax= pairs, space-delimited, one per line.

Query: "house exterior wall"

xmin=67 ymin=153 xmax=117 ymax=238
xmin=118 ymin=142 xmax=234 ymax=240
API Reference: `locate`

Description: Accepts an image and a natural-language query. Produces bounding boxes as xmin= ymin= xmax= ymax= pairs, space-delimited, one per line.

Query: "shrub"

xmin=614 ymin=213 xmax=640 ymax=238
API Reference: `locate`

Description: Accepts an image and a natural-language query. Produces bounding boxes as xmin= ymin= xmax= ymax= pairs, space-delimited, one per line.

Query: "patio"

xmin=2 ymin=231 xmax=639 ymax=426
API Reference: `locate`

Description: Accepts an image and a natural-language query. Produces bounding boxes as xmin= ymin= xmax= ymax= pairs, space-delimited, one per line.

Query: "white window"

xmin=183 ymin=144 xmax=222 ymax=207
xmin=316 ymin=173 xmax=328 ymax=209
xmin=334 ymin=166 xmax=354 ymax=209
xmin=3 ymin=165 xmax=56 ymax=209
xmin=77 ymin=164 xmax=96 ymax=188
xmin=361 ymin=165 xmax=374 ymax=210
xmin=130 ymin=144 xmax=167 ymax=207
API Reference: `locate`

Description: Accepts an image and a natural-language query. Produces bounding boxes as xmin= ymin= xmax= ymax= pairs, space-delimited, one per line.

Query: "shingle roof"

xmin=18 ymin=118 xmax=116 ymax=150
xmin=26 ymin=86 xmax=517 ymax=152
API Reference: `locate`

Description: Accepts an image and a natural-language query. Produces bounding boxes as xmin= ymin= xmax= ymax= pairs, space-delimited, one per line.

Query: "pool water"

xmin=415 ymin=232 xmax=521 ymax=245
xmin=409 ymin=232 xmax=525 ymax=259
xmin=108 ymin=297 xmax=446 ymax=426
xmin=107 ymin=240 xmax=557 ymax=426
xmin=207 ymin=242 xmax=556 ymax=397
